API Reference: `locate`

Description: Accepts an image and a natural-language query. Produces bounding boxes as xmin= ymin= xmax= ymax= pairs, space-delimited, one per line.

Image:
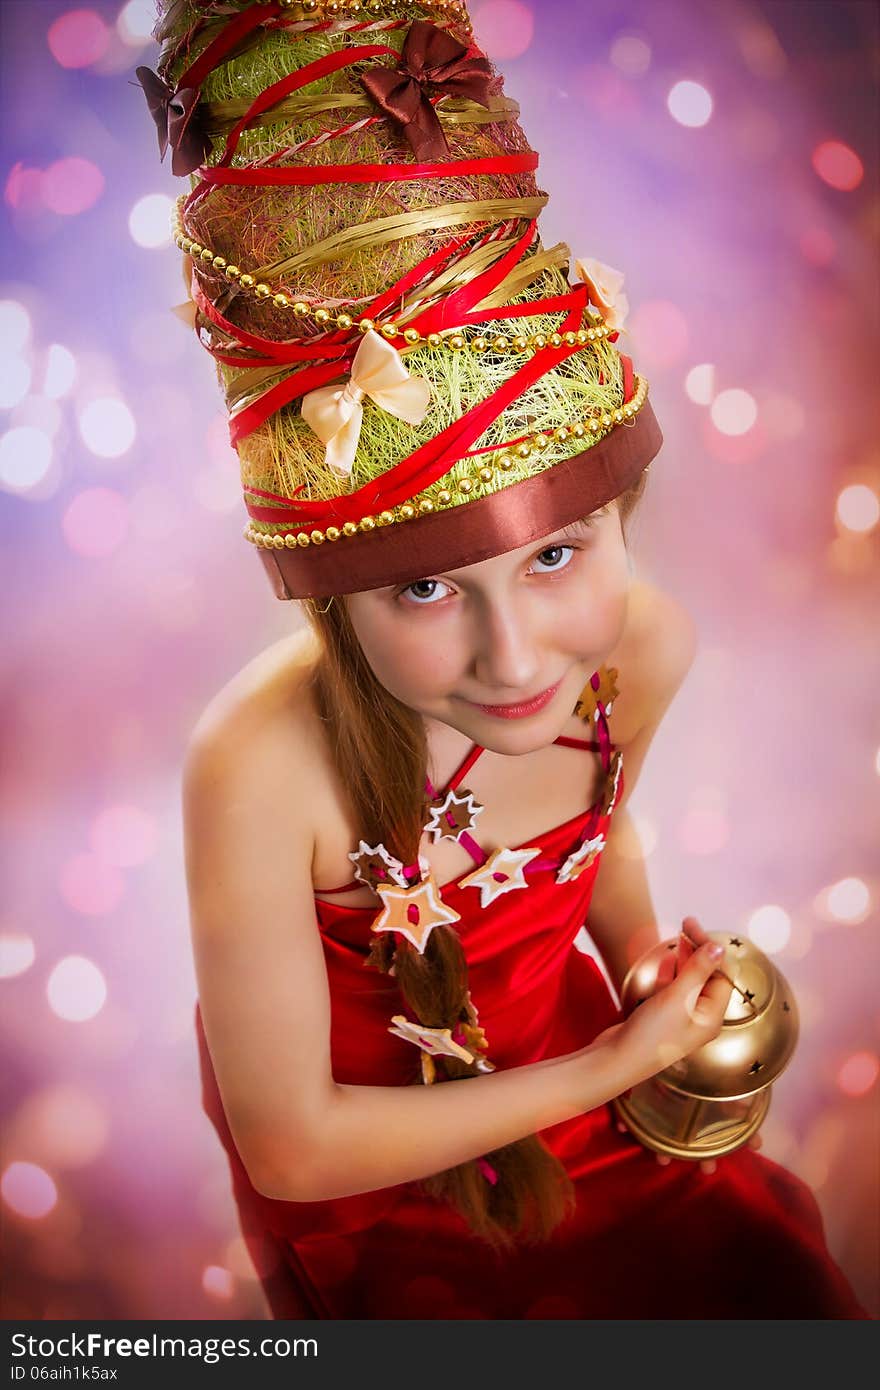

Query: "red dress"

xmin=194 ymin=670 xmax=869 ymax=1319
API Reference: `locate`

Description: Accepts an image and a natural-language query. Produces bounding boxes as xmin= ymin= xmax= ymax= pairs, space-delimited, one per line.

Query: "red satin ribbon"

xmin=199 ymin=150 xmax=539 ymax=187
xmin=403 ymin=218 xmax=538 ymax=337
xmin=244 ymin=283 xmax=589 ymax=527
xmin=176 ymin=3 xmax=283 ymax=92
xmin=226 ymin=219 xmax=541 ymax=443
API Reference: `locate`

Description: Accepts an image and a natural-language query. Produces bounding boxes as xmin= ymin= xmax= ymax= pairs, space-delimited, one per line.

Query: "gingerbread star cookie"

xmin=370 ymin=870 xmax=462 ymax=953
xmin=348 ymin=840 xmax=409 ymax=892
xmin=424 ymin=787 xmax=485 ymax=843
xmin=556 ymin=832 xmax=606 ymax=885
xmin=599 ymin=750 xmax=624 ymax=816
xmin=576 ymin=665 xmax=620 ymax=724
xmin=388 ymin=1015 xmax=479 ymax=1063
xmin=458 ymin=845 xmax=542 ymax=908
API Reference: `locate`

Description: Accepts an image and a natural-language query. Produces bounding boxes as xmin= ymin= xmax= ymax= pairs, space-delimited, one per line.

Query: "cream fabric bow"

xmin=572 ymin=256 xmax=629 ymax=331
xmin=300 ymin=328 xmax=433 ymax=478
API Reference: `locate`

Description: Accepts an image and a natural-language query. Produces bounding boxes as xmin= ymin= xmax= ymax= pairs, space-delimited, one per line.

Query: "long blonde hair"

xmin=302 ymin=474 xmax=648 ymax=1248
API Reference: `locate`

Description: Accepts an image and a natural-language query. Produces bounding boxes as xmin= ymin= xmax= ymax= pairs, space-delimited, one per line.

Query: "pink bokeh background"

xmin=1 ymin=0 xmax=877 ymax=1318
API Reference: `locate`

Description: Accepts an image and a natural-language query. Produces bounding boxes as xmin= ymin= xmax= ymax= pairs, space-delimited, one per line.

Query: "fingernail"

xmin=708 ymin=943 xmax=724 ymax=959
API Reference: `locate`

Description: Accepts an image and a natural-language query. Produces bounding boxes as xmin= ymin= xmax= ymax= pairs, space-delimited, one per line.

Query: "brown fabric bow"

xmin=135 ymin=66 xmax=212 ymax=177
xmin=360 ymin=20 xmax=496 ymax=162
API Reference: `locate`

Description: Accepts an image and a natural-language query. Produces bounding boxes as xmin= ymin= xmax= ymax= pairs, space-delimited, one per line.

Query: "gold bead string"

xmin=172 ymin=204 xmax=613 ymax=356
xmin=243 ymin=374 xmax=650 ymax=550
xmin=275 ymin=0 xmax=473 ymax=35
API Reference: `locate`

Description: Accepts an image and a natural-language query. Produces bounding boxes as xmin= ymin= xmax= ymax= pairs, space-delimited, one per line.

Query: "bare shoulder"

xmin=610 ymin=579 xmax=698 ymax=737
xmin=180 ymin=626 xmax=340 ymax=1199
xmin=183 ymin=625 xmax=328 ymax=837
xmin=187 ymin=626 xmax=321 ymax=759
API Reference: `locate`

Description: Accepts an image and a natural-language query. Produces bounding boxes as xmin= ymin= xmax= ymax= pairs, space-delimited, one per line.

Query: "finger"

xmin=692 ymin=971 xmax=734 ymax=1026
xmin=699 ymin=1159 xmax=717 ymax=1175
xmin=679 ymin=943 xmax=732 ymax=1017
xmin=681 ymin=916 xmax=708 ymax=954
xmin=615 ymin=1121 xmax=628 ymax=1133
xmin=747 ymin=1134 xmax=763 ymax=1151
xmin=656 ymin=1154 xmax=672 ymax=1166
xmin=677 ymin=919 xmax=702 ymax=973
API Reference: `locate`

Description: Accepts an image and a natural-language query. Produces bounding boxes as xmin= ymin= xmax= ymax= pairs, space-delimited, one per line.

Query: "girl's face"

xmin=344 ymin=502 xmax=632 ymax=756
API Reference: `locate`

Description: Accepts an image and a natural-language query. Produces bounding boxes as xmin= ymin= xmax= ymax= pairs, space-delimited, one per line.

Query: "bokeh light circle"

xmin=0 ymin=427 xmax=53 ymax=491
xmin=129 ymin=193 xmax=174 ymax=249
xmin=837 ymin=1051 xmax=879 ymax=1098
xmin=685 ymin=363 xmax=715 ymax=406
xmin=4 ymin=162 xmax=45 ymax=214
xmin=470 ymin=1 xmax=534 ymax=60
xmin=43 ymin=158 xmax=105 ymax=216
xmin=202 ymin=1266 xmax=235 ymax=1299
xmin=78 ymin=397 xmax=136 ymax=458
xmin=0 ymin=301 xmax=31 ymax=355
xmin=1 ymin=1162 xmax=58 ymax=1219
xmin=667 ymin=80 xmax=713 ymax=128
xmin=43 ymin=345 xmax=77 ymax=399
xmin=836 ymin=484 xmax=879 ymax=534
xmin=0 ymin=933 xmax=36 ymax=979
xmin=47 ymin=10 xmax=109 ymax=69
xmin=826 ymin=877 xmax=871 ymax=923
xmin=17 ymin=1085 xmax=110 ymax=1168
xmin=117 ymin=0 xmax=156 ymax=45
xmin=62 ymin=487 xmax=129 ymax=557
xmin=59 ymin=853 xmax=126 ymax=917
xmin=746 ymin=903 xmax=792 ymax=955
xmin=47 ymin=955 xmax=107 ymax=1022
xmin=0 ymin=359 xmax=32 ymax=410
xmin=609 ymin=34 xmax=651 ymax=77
xmin=812 ymin=141 xmax=864 ymax=192
xmin=710 ymin=388 xmax=758 ymax=436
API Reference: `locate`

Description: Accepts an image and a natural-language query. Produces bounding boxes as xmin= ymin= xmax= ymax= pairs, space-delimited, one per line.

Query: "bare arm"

xmin=287 ymin=1035 xmax=626 ymax=1204
xmin=183 ymin=701 xmax=634 ymax=1206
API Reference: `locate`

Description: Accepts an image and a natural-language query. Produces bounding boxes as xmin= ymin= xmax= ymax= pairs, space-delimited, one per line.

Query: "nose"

xmin=471 ymin=598 xmax=541 ymax=693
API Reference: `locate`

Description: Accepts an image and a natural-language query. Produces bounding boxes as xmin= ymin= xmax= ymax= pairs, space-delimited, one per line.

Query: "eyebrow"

xmin=556 ymin=506 xmax=610 ymax=539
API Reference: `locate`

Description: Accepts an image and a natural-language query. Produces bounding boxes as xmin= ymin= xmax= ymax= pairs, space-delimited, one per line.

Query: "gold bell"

xmin=611 ymin=932 xmax=799 ymax=1160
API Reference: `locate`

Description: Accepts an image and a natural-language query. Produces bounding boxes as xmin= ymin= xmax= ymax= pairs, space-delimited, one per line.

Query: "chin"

xmin=439 ymin=684 xmax=584 ymax=755
xmin=463 ymin=722 xmax=563 ymax=758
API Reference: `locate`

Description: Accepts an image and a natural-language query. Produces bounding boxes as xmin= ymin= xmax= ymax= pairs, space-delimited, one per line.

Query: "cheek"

xmin=348 ymin=605 xmax=459 ymax=702
xmin=560 ymin=544 xmax=630 ymax=645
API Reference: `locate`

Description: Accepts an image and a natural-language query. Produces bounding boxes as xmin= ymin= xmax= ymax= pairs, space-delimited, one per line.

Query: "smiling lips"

xmin=466 ymin=679 xmax=563 ymax=720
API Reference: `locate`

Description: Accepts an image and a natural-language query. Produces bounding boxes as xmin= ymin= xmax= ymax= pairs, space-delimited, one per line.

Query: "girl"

xmin=184 ymin=498 xmax=866 ymax=1319
xmin=146 ymin=0 xmax=869 ymax=1317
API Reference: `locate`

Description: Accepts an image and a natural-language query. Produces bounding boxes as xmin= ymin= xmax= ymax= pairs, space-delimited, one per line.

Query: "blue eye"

xmin=530 ymin=544 xmax=576 ymax=573
xmin=398 ymin=578 xmax=453 ymax=605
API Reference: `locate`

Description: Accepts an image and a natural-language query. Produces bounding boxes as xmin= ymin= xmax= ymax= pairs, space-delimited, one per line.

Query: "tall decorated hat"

xmin=139 ymin=0 xmax=662 ymax=599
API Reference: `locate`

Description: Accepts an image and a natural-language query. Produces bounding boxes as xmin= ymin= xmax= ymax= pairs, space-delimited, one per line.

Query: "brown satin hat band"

xmin=256 ymin=398 xmax=662 ymax=600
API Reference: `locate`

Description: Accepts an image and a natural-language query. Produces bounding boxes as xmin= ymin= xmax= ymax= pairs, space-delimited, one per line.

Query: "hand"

xmin=616 ymin=916 xmax=763 ymax=1174
xmin=614 ymin=925 xmax=732 ymax=1087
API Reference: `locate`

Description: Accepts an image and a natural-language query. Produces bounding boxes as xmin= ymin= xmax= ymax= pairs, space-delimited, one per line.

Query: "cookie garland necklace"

xmin=346 ymin=666 xmax=625 ymax=1085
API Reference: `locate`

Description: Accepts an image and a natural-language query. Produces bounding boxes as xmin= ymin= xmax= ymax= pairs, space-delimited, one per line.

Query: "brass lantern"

xmin=611 ymin=932 xmax=799 ymax=1160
